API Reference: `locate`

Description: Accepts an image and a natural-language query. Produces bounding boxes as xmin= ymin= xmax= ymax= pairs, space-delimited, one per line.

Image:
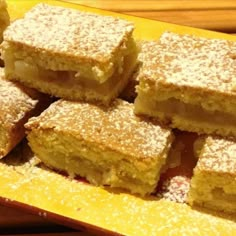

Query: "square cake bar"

xmin=0 ymin=0 xmax=9 ymax=42
xmin=134 ymin=31 xmax=236 ymax=137
xmin=25 ymin=99 xmax=173 ymax=195
xmin=188 ymin=136 xmax=236 ymax=214
xmin=2 ymin=3 xmax=138 ymax=104
xmin=0 ymin=68 xmax=51 ymax=158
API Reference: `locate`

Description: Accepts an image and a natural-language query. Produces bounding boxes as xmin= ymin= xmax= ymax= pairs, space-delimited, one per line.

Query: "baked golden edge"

xmin=188 ymin=136 xmax=236 ymax=214
xmin=25 ymin=99 xmax=174 ymax=195
xmin=0 ymin=68 xmax=52 ymax=158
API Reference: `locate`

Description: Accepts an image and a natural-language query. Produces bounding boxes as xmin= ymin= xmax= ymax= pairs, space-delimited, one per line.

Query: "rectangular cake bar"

xmin=2 ymin=3 xmax=138 ymax=104
xmin=25 ymin=99 xmax=173 ymax=195
xmin=134 ymin=31 xmax=236 ymax=137
xmin=188 ymin=136 xmax=236 ymax=214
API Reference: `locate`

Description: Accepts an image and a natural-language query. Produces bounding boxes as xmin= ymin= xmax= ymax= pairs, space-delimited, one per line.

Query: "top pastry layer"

xmin=3 ymin=3 xmax=134 ymax=81
xmin=196 ymin=136 xmax=236 ymax=176
xmin=138 ymin=32 xmax=236 ymax=98
xmin=26 ymin=99 xmax=172 ymax=162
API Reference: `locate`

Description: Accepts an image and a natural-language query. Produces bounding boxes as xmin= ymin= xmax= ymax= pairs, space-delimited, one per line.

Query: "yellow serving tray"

xmin=1 ymin=1 xmax=236 ymax=235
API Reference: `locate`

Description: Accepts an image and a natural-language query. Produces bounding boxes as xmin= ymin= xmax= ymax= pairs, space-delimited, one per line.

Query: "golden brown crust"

xmin=197 ymin=136 xmax=236 ymax=175
xmin=139 ymin=32 xmax=236 ymax=94
xmin=25 ymin=99 xmax=173 ymax=195
xmin=188 ymin=135 xmax=236 ymax=214
xmin=26 ymin=99 xmax=172 ymax=161
xmin=3 ymin=3 xmax=134 ymax=72
xmin=3 ymin=40 xmax=138 ymax=105
xmin=0 ymin=68 xmax=51 ymax=158
xmin=136 ymin=32 xmax=236 ymax=115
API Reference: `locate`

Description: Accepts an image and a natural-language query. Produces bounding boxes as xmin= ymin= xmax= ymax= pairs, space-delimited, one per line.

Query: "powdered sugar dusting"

xmin=138 ymin=31 xmax=236 ymax=95
xmin=4 ymin=3 xmax=134 ymax=64
xmin=157 ymin=175 xmax=190 ymax=203
xmin=0 ymin=153 xmax=236 ymax=235
xmin=198 ymin=136 xmax=236 ymax=175
xmin=0 ymin=68 xmax=38 ymax=128
xmin=26 ymin=99 xmax=172 ymax=160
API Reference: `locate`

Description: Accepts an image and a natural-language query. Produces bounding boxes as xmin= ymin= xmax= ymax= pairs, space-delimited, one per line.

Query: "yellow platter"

xmin=1 ymin=1 xmax=236 ymax=235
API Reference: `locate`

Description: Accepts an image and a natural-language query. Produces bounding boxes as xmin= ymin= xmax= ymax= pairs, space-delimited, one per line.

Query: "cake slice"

xmin=134 ymin=31 xmax=236 ymax=137
xmin=0 ymin=0 xmax=9 ymax=42
xmin=2 ymin=3 xmax=138 ymax=105
xmin=188 ymin=136 xmax=236 ymax=214
xmin=25 ymin=99 xmax=173 ymax=195
xmin=0 ymin=68 xmax=51 ymax=158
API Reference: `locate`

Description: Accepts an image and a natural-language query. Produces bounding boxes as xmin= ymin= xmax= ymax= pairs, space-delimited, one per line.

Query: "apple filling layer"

xmin=16 ymin=51 xmax=134 ymax=92
xmin=189 ymin=186 xmax=236 ymax=213
xmin=212 ymin=187 xmax=236 ymax=202
xmin=3 ymin=37 xmax=138 ymax=103
xmin=40 ymin=153 xmax=158 ymax=195
xmin=4 ymin=46 xmax=138 ymax=105
xmin=27 ymin=130 xmax=163 ymax=195
xmin=136 ymin=96 xmax=236 ymax=126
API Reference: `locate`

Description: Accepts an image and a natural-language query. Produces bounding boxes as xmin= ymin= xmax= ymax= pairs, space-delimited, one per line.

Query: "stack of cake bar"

xmin=0 ymin=3 xmax=173 ymax=197
xmin=0 ymin=2 xmax=235 ymax=214
xmin=132 ymin=33 xmax=236 ymax=213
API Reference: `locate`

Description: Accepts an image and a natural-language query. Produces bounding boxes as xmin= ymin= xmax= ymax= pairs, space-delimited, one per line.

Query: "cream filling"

xmin=138 ymin=96 xmax=236 ymax=126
